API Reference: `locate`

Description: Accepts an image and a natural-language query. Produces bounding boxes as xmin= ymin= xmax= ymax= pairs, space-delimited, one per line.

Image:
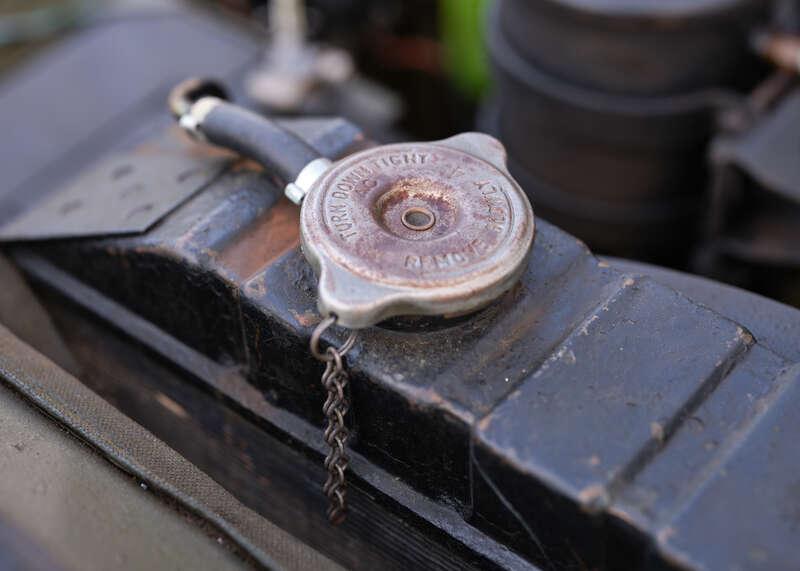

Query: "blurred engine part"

xmin=485 ymin=0 xmax=769 ymax=263
xmin=0 ymin=0 xmax=98 ymax=76
xmin=239 ymin=0 xmax=486 ymax=139
xmin=244 ymin=0 xmax=354 ymax=111
xmin=243 ymin=0 xmax=402 ymax=140
xmin=0 ymin=0 xmax=95 ymax=46
xmin=699 ymin=65 xmax=800 ymax=307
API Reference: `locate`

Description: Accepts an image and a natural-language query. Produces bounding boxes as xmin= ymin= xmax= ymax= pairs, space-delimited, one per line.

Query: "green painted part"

xmin=439 ymin=0 xmax=492 ymax=100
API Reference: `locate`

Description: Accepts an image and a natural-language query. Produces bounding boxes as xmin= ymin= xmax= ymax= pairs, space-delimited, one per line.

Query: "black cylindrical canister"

xmin=486 ymin=0 xmax=768 ymax=262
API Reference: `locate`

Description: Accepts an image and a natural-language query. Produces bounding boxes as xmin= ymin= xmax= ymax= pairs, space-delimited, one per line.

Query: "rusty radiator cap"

xmin=300 ymin=133 xmax=535 ymax=328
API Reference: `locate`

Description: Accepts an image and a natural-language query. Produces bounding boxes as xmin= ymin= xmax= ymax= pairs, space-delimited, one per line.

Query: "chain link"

xmin=310 ymin=316 xmax=357 ymax=525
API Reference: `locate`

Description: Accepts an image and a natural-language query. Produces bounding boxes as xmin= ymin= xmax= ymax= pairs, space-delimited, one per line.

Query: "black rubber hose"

xmin=198 ymin=101 xmax=322 ymax=183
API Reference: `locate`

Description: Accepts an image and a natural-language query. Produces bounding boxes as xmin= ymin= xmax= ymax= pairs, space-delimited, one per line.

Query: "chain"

xmin=310 ymin=316 xmax=357 ymax=525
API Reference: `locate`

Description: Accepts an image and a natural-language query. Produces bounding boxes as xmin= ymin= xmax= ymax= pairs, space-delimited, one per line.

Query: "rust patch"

xmin=289 ymin=309 xmax=321 ymax=328
xmin=244 ymin=273 xmax=268 ymax=298
xmin=754 ymin=32 xmax=800 ymax=74
xmin=154 ymin=392 xmax=189 ymax=419
xmin=217 ymin=198 xmax=301 ymax=280
xmin=230 ymin=158 xmax=264 ymax=173
xmin=477 ymin=414 xmax=493 ymax=432
xmin=578 ymin=484 xmax=609 ymax=513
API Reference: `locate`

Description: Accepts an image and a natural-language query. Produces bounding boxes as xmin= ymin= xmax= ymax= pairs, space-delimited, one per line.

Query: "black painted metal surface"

xmin=9 ymin=119 xmax=800 ymax=569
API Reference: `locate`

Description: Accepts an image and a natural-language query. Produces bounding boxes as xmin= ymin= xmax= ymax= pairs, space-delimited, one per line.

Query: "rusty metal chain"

xmin=310 ymin=316 xmax=357 ymax=525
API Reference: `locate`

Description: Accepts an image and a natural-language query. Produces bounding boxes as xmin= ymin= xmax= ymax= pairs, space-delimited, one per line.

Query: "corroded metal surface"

xmin=300 ymin=133 xmax=535 ymax=328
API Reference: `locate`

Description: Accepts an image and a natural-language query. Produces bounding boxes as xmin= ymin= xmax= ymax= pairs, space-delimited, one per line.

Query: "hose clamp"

xmin=285 ymin=157 xmax=333 ymax=204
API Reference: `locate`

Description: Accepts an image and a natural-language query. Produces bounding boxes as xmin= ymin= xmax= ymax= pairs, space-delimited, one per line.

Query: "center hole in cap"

xmin=401 ymin=207 xmax=436 ymax=231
